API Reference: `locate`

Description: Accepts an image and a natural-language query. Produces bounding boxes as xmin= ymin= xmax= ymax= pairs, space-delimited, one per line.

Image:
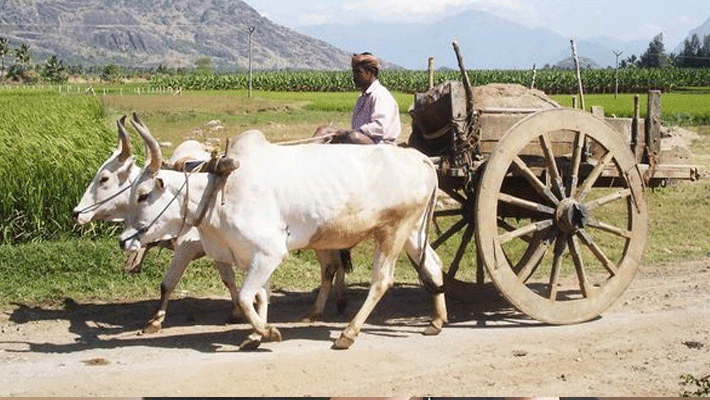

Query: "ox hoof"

xmin=423 ymin=319 xmax=444 ymax=336
xmin=336 ymin=299 xmax=348 ymax=315
xmin=299 ymin=312 xmax=322 ymax=323
xmin=141 ymin=321 xmax=162 ymax=335
xmin=332 ymin=331 xmax=356 ymax=350
xmin=265 ymin=326 xmax=282 ymax=342
xmin=226 ymin=310 xmax=243 ymax=324
xmin=239 ymin=332 xmax=262 ymax=351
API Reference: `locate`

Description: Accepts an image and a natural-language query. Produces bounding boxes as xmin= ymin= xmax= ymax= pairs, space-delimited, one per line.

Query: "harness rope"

xmin=74 ymin=178 xmax=134 ymax=215
xmin=275 ymin=131 xmax=339 ymax=145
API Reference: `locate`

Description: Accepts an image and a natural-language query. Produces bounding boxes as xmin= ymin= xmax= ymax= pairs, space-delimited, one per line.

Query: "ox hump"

xmin=229 ymin=129 xmax=270 ymax=156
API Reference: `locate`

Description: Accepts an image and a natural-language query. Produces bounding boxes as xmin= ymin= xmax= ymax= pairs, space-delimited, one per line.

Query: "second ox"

xmin=120 ymin=114 xmax=448 ymax=350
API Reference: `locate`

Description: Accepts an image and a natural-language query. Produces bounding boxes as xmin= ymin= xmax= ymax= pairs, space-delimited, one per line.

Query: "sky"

xmin=246 ymin=0 xmax=709 ymax=48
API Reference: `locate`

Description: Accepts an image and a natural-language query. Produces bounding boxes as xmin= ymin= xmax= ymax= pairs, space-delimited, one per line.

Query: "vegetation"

xmin=144 ymin=67 xmax=710 ymax=95
xmin=0 ymin=92 xmax=116 ymax=244
xmin=681 ymin=369 xmax=710 ymax=396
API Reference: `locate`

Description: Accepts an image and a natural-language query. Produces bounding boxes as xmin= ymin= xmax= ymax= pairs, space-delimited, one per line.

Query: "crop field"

xmin=150 ymin=67 xmax=710 ymax=94
xmin=1 ymin=84 xmax=710 ymax=309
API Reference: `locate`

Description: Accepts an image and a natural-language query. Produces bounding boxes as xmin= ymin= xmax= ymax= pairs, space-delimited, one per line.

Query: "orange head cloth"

xmin=351 ymin=52 xmax=381 ymax=72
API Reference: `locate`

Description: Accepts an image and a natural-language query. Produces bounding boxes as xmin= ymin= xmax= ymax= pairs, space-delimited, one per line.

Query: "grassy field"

xmin=1 ymin=87 xmax=709 ymax=309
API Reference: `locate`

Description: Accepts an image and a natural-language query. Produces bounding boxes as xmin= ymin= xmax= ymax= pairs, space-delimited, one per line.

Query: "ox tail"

xmin=409 ymin=182 xmax=445 ymax=294
xmin=339 ymin=249 xmax=353 ymax=273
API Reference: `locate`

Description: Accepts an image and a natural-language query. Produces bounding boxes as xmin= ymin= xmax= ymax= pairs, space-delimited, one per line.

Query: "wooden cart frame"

xmin=408 ymin=50 xmax=700 ymax=324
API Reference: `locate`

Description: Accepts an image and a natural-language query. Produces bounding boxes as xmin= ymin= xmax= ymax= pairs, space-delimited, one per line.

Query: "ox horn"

xmin=130 ymin=112 xmax=162 ymax=176
xmin=116 ymin=115 xmax=132 ymax=162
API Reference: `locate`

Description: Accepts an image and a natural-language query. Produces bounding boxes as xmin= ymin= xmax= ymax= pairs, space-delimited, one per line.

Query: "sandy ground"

xmin=1 ymin=256 xmax=709 ymax=397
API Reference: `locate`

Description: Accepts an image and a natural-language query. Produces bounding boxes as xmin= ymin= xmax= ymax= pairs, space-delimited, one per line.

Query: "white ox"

xmin=120 ymin=114 xmax=448 ymax=350
xmin=73 ymin=117 xmax=347 ymax=334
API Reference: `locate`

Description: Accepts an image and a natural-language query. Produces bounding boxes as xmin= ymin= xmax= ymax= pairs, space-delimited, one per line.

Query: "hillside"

xmin=0 ymin=0 xmax=351 ymax=70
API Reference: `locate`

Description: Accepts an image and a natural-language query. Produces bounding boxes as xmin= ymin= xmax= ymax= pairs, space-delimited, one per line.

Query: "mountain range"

xmin=0 ymin=0 xmax=708 ymax=70
xmin=297 ymin=10 xmax=662 ymax=70
xmin=0 ymin=0 xmax=351 ymax=70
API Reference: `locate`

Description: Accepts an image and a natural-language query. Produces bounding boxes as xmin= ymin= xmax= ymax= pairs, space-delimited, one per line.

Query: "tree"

xmin=0 ymin=37 xmax=9 ymax=77
xmin=194 ymin=57 xmax=213 ymax=73
xmin=14 ymin=43 xmax=30 ymax=67
xmin=639 ymin=33 xmax=669 ymax=68
xmin=621 ymin=54 xmax=638 ymax=68
xmin=101 ymin=64 xmax=122 ymax=82
xmin=678 ymin=33 xmax=702 ymax=67
xmin=43 ymin=55 xmax=67 ymax=83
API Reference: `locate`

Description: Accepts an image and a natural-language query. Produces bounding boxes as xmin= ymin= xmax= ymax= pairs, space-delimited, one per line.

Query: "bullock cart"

xmin=408 ymin=44 xmax=701 ymax=325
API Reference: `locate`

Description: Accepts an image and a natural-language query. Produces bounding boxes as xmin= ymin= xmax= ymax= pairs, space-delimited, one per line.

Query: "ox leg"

xmin=142 ymin=239 xmax=205 ymax=334
xmin=237 ymin=253 xmax=282 ymax=350
xmin=214 ymin=261 xmax=243 ymax=323
xmin=405 ymin=236 xmax=448 ymax=336
xmin=333 ymin=249 xmax=396 ymax=350
xmin=335 ymin=249 xmax=351 ymax=314
xmin=301 ymin=250 xmax=338 ymax=322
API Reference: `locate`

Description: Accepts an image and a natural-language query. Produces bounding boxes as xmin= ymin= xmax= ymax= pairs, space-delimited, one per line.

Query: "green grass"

xmin=0 ymin=92 xmax=117 ymax=244
xmin=551 ymin=92 xmax=710 ymax=125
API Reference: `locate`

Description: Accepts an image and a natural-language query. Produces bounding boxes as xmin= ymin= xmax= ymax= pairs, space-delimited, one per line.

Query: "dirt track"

xmin=1 ymin=257 xmax=709 ymax=397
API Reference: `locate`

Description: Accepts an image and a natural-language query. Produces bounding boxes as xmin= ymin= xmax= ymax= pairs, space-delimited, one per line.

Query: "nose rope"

xmin=74 ymin=180 xmax=134 ymax=215
xmin=126 ymin=158 xmax=212 ymax=245
xmin=124 ymin=178 xmax=187 ymax=245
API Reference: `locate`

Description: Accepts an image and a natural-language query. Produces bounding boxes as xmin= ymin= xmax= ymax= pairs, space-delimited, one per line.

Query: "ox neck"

xmin=167 ymin=170 xmax=221 ymax=230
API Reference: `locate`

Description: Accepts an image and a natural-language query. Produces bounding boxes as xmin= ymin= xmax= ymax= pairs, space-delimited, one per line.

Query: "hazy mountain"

xmin=0 ymin=0 xmax=352 ymax=70
xmin=673 ymin=16 xmax=710 ymax=53
xmin=297 ymin=10 xmax=653 ymax=70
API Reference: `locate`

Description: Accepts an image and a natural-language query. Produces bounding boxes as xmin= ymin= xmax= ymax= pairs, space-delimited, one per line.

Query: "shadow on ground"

xmin=2 ymin=282 xmax=544 ymax=354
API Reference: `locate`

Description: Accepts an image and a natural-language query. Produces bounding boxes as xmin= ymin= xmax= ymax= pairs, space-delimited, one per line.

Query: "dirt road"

xmin=1 ymin=258 xmax=709 ymax=397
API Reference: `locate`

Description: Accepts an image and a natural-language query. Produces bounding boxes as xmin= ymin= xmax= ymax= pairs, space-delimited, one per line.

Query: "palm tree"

xmin=14 ymin=43 xmax=30 ymax=67
xmin=0 ymin=37 xmax=9 ymax=77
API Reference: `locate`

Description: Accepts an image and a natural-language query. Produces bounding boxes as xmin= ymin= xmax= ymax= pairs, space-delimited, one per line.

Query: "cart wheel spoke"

xmin=499 ymin=219 xmax=554 ymax=244
xmin=538 ymin=132 xmax=565 ymax=198
xmin=440 ymin=187 xmax=468 ymax=205
xmin=498 ymin=217 xmax=532 ymax=244
xmin=498 ymin=192 xmax=556 ymax=215
xmin=567 ymin=234 xmax=591 ymax=298
xmin=585 ymin=218 xmax=632 ymax=239
xmin=432 ymin=217 xmax=468 ymax=250
xmin=447 ymin=222 xmax=475 ymax=280
xmin=434 ymin=208 xmax=464 ymax=218
xmin=512 ymin=155 xmax=560 ymax=206
xmin=547 ymin=233 xmax=568 ymax=300
xmin=576 ymin=150 xmax=614 ymax=200
xmin=514 ymin=227 xmax=556 ymax=282
xmin=576 ymin=228 xmax=618 ymax=276
xmin=585 ymin=188 xmax=631 ymax=211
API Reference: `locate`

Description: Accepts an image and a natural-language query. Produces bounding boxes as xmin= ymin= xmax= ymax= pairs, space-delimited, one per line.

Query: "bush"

xmin=0 ymin=92 xmax=116 ymax=244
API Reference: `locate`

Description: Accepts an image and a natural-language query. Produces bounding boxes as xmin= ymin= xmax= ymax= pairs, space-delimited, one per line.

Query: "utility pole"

xmin=248 ymin=26 xmax=256 ymax=99
xmin=613 ymin=50 xmax=623 ymax=99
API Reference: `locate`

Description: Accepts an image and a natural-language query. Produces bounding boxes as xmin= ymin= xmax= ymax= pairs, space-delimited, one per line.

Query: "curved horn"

xmin=130 ymin=112 xmax=162 ymax=176
xmin=116 ymin=116 xmax=132 ymax=162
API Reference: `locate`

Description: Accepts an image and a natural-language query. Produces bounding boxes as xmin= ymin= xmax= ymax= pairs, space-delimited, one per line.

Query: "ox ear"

xmin=130 ymin=112 xmax=162 ymax=176
xmin=116 ymin=116 xmax=132 ymax=162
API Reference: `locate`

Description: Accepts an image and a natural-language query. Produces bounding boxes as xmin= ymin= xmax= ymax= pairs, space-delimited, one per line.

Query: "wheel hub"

xmin=555 ymin=198 xmax=588 ymax=233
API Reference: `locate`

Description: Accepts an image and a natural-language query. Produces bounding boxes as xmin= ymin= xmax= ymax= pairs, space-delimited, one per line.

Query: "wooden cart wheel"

xmin=476 ymin=108 xmax=648 ymax=324
xmin=431 ymin=185 xmax=545 ymax=303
